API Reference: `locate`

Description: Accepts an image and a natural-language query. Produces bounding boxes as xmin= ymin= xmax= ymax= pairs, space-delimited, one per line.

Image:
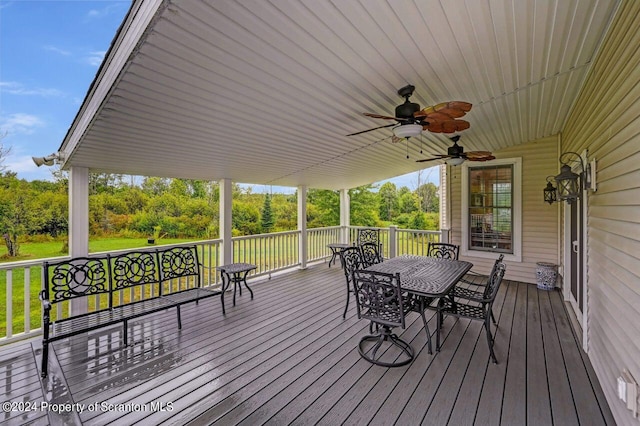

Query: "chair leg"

xmin=490 ymin=309 xmax=497 ymax=326
xmin=436 ymin=306 xmax=442 ymax=352
xmin=485 ymin=318 xmax=498 ymax=364
xmin=343 ymin=289 xmax=350 ymax=319
xmin=358 ymin=325 xmax=414 ymax=367
xmin=418 ymin=299 xmax=433 ymax=355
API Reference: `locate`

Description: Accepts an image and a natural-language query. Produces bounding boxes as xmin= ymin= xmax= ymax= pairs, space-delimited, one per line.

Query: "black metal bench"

xmin=39 ymin=245 xmax=220 ymax=378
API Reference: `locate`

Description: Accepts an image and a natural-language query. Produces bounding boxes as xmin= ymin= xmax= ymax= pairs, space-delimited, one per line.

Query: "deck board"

xmin=0 ymin=262 xmax=614 ymax=425
xmin=527 ymin=284 xmax=553 ymax=425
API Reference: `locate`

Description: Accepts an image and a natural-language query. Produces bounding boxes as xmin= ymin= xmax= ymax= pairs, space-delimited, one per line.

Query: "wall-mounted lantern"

xmin=553 ymin=151 xmax=595 ymax=203
xmin=543 ymin=176 xmax=557 ymax=205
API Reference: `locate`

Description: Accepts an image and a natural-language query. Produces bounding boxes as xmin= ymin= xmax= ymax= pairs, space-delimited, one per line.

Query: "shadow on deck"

xmin=0 ymin=263 xmax=614 ymax=425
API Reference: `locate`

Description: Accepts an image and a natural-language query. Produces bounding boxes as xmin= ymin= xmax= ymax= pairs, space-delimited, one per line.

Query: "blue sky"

xmin=0 ymin=0 xmax=437 ymax=192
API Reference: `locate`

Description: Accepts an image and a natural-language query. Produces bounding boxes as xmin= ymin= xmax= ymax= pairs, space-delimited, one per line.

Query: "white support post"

xmin=339 ymin=189 xmax=350 ymax=243
xmin=219 ymin=179 xmax=233 ymax=266
xmin=298 ymin=185 xmax=308 ymax=269
xmin=69 ymin=166 xmax=89 ymax=315
xmin=439 ymin=164 xmax=451 ymax=244
xmin=69 ymin=167 xmax=89 ymax=258
xmin=389 ymin=225 xmax=397 ymax=258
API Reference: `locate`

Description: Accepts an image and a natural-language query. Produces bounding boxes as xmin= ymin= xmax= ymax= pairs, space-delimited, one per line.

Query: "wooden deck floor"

xmin=0 ymin=263 xmax=614 ymax=425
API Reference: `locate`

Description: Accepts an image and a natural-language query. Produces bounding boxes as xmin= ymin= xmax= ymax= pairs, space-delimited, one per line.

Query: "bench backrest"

xmin=42 ymin=245 xmax=203 ymax=314
xmin=44 ymin=256 xmax=111 ymax=304
xmin=108 ymin=250 xmax=162 ymax=306
xmin=157 ymin=245 xmax=202 ymax=294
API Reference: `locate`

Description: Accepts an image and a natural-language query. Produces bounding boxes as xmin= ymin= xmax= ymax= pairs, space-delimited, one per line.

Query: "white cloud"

xmin=85 ymin=3 xmax=124 ymax=20
xmin=85 ymin=50 xmax=106 ymax=67
xmin=44 ymin=45 xmax=71 ymax=56
xmin=0 ymin=113 xmax=44 ymax=135
xmin=6 ymin=154 xmax=39 ymax=173
xmin=0 ymin=81 xmax=64 ymax=97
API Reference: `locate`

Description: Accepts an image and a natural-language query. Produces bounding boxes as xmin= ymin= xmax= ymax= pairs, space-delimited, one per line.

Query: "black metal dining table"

xmin=364 ymin=254 xmax=474 ymax=356
xmin=365 ymin=255 xmax=473 ymax=298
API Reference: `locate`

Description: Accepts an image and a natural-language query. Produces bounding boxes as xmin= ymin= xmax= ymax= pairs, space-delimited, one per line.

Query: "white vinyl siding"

xmin=561 ymin=1 xmax=640 ymax=423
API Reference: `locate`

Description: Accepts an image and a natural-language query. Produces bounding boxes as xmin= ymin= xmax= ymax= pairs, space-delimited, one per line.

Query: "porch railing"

xmin=0 ymin=226 xmax=440 ymax=343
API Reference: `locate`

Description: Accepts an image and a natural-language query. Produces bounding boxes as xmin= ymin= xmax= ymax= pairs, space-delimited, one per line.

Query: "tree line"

xmin=0 ymin=169 xmax=439 ymax=258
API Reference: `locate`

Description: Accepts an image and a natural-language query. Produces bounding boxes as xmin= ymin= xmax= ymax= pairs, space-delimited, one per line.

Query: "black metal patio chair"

xmin=426 ymin=242 xmax=460 ymax=260
xmin=339 ymin=246 xmax=363 ymax=319
xmin=352 ymin=269 xmax=414 ymax=367
xmin=357 ymin=228 xmax=384 ymax=260
xmin=360 ymin=242 xmax=383 ymax=268
xmin=454 ymin=254 xmax=505 ymax=325
xmin=437 ymin=262 xmax=507 ymax=363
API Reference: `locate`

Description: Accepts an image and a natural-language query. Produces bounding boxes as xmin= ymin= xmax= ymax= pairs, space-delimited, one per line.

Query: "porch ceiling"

xmin=59 ymin=0 xmax=619 ymax=190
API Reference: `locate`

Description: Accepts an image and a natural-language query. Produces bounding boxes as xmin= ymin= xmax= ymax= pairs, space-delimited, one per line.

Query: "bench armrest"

xmin=39 ymin=290 xmax=52 ymax=311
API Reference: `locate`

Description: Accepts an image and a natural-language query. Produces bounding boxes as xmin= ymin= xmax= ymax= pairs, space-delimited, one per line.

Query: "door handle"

xmin=572 ymin=240 xmax=579 ymax=254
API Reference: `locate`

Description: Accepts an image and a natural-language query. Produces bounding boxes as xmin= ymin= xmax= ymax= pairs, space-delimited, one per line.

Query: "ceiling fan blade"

xmin=442 ymin=101 xmax=472 ymax=112
xmin=346 ymin=123 xmax=396 ymax=136
xmin=465 ymin=151 xmax=495 ymax=161
xmin=423 ymin=119 xmax=470 ymax=133
xmin=415 ymin=101 xmax=473 ymax=119
xmin=466 ymin=155 xmax=496 ymax=161
xmin=423 ymin=111 xmax=456 ymax=121
xmin=363 ymin=112 xmax=405 ymax=120
xmin=415 ymin=155 xmax=450 ymax=163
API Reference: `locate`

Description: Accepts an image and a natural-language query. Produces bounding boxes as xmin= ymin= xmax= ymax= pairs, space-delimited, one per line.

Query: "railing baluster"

xmin=6 ymin=270 xmax=12 ymax=339
xmin=24 ymin=268 xmax=30 ymax=333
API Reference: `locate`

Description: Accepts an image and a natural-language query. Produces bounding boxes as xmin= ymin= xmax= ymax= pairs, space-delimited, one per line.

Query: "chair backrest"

xmin=427 ymin=242 xmax=460 ymax=260
xmin=483 ymin=263 xmax=507 ymax=301
xmin=341 ymin=246 xmax=363 ymax=286
xmin=352 ymin=270 xmax=405 ymax=328
xmin=360 ymin=242 xmax=383 ymax=268
xmin=357 ymin=228 xmax=380 ymax=246
xmin=489 ymin=254 xmax=505 ymax=277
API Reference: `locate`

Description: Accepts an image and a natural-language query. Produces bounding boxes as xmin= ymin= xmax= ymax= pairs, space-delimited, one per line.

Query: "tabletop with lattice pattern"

xmin=366 ymin=255 xmax=472 ymax=296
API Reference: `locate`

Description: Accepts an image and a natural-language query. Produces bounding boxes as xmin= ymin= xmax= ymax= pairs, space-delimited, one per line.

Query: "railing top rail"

xmin=232 ymin=230 xmax=300 ymax=241
xmin=91 ymin=239 xmax=223 ymax=257
xmin=348 ymin=225 xmax=388 ymax=231
xmin=0 ymin=256 xmax=71 ymax=270
xmin=395 ymin=229 xmax=441 ymax=234
xmin=308 ymin=225 xmax=342 ymax=231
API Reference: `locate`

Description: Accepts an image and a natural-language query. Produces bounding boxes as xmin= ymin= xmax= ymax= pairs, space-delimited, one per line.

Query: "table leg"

xmin=328 ymin=248 xmax=338 ymax=267
xmin=241 ymin=270 xmax=254 ymax=299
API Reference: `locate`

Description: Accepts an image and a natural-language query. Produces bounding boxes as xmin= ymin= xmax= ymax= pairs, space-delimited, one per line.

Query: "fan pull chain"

xmin=406 ymin=139 xmax=409 ymax=159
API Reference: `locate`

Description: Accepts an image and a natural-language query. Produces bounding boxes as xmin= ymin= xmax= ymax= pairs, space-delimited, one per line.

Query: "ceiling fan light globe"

xmin=446 ymin=157 xmax=466 ymax=166
xmin=393 ymin=124 xmax=422 ymax=139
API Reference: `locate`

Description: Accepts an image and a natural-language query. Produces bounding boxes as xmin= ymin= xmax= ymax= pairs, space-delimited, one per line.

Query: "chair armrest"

xmin=458 ymin=275 xmax=487 ymax=286
xmin=450 ymin=286 xmax=487 ymax=304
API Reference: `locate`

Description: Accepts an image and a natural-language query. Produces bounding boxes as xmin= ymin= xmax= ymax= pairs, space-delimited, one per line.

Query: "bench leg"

xmin=41 ymin=342 xmax=49 ymax=378
xmin=123 ymin=319 xmax=128 ymax=346
xmin=176 ymin=305 xmax=182 ymax=329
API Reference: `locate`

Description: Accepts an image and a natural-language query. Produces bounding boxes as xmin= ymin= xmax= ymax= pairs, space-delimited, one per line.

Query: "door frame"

xmin=562 ymin=152 xmax=589 ymax=352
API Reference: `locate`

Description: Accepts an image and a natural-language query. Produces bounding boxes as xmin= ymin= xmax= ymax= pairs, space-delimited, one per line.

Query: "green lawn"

xmin=1 ymin=237 xmax=194 ymax=263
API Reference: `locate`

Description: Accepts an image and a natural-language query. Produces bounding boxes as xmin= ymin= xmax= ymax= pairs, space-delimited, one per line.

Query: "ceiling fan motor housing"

xmin=395 ymin=101 xmax=420 ymax=120
xmin=395 ymin=84 xmax=420 ymax=120
xmin=448 ymin=143 xmax=464 ymax=156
